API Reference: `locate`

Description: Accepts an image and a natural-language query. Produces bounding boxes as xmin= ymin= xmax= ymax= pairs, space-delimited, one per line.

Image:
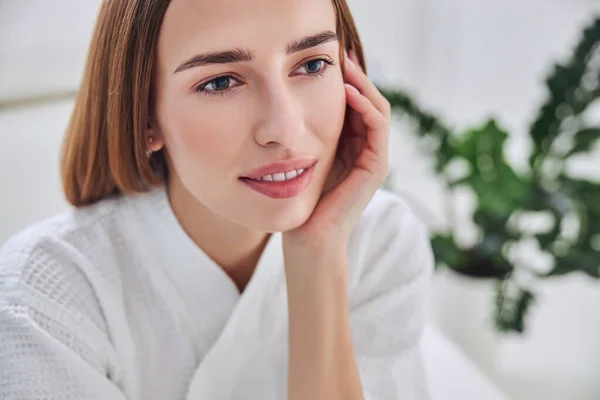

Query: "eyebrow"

xmin=173 ymin=30 xmax=339 ymax=74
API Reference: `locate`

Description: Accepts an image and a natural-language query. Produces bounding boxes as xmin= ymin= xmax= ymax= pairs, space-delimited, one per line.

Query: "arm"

xmin=284 ymin=242 xmax=363 ymax=400
xmin=0 ymin=239 xmax=128 ymax=400
xmin=284 ymin=205 xmax=433 ymax=400
xmin=0 ymin=294 xmax=129 ymax=399
xmin=282 ymin=47 xmax=392 ymax=399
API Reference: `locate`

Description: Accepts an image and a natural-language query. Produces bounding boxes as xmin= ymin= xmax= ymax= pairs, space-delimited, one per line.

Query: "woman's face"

xmin=150 ymin=0 xmax=347 ymax=232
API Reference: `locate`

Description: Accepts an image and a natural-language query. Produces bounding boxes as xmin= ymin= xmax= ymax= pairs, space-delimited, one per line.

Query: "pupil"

xmin=307 ymin=60 xmax=321 ymax=73
xmin=213 ymin=77 xmax=230 ymax=90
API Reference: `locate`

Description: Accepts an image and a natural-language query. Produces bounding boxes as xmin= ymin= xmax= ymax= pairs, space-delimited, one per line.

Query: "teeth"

xmin=254 ymin=167 xmax=308 ymax=182
xmin=272 ymin=172 xmax=286 ymax=182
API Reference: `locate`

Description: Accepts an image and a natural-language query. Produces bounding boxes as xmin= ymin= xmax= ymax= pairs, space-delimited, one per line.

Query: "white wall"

xmin=0 ymin=0 xmax=102 ymax=244
xmin=0 ymin=1 xmax=101 ymax=103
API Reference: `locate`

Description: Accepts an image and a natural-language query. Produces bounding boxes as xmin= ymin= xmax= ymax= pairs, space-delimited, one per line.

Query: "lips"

xmin=239 ymin=161 xmax=317 ymax=199
xmin=240 ymin=158 xmax=318 ymax=180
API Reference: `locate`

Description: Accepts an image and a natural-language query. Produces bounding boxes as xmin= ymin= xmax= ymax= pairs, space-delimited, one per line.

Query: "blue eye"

xmin=195 ymin=75 xmax=240 ymax=96
xmin=306 ymin=60 xmax=324 ymax=73
xmin=210 ymin=76 xmax=232 ymax=91
xmin=194 ymin=57 xmax=335 ymax=97
xmin=297 ymin=58 xmax=335 ymax=76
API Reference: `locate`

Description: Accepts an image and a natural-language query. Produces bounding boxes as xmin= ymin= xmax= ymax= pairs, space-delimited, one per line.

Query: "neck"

xmin=166 ymin=178 xmax=271 ymax=280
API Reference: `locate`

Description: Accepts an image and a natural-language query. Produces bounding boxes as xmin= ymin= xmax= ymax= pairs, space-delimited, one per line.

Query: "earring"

xmin=146 ymin=136 xmax=154 ymax=159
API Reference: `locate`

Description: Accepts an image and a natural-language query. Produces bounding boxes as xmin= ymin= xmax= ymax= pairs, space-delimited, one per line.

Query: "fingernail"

xmin=345 ymin=83 xmax=359 ymax=94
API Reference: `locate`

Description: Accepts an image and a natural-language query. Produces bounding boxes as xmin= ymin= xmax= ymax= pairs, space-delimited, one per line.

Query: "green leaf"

xmin=430 ymin=234 xmax=464 ymax=269
xmin=533 ymin=190 xmax=575 ymax=250
xmin=495 ymin=280 xmax=536 ymax=334
xmin=528 ymin=17 xmax=600 ymax=171
xmin=451 ymin=241 xmax=513 ymax=278
xmin=567 ymin=127 xmax=600 ymax=156
xmin=547 ymin=251 xmax=600 ymax=278
xmin=455 ymin=120 xmax=530 ymax=217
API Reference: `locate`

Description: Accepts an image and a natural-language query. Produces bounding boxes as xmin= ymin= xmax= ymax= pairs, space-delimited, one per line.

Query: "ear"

xmin=145 ymin=119 xmax=165 ymax=152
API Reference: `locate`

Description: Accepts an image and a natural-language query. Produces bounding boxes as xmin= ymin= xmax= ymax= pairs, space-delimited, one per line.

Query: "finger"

xmin=345 ymin=83 xmax=389 ymax=163
xmin=345 ymin=84 xmax=388 ymax=133
xmin=344 ymin=55 xmax=391 ymax=117
xmin=345 ymin=57 xmax=390 ymax=116
xmin=348 ymin=49 xmax=360 ymax=66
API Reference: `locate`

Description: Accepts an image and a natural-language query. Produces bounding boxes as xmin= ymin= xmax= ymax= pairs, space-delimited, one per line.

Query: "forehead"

xmin=158 ymin=0 xmax=337 ymax=63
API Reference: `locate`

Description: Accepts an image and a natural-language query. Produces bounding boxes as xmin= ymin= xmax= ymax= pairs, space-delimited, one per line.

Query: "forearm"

xmin=284 ymin=246 xmax=364 ymax=400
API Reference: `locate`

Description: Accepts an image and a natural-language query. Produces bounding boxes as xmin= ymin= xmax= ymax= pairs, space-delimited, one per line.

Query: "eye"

xmin=194 ymin=75 xmax=241 ymax=97
xmin=193 ymin=57 xmax=336 ymax=98
xmin=296 ymin=57 xmax=335 ymax=77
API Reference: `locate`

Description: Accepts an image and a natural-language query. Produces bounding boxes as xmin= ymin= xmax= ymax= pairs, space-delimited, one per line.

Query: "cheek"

xmin=163 ymin=99 xmax=243 ymax=172
xmin=305 ymin=82 xmax=346 ymax=142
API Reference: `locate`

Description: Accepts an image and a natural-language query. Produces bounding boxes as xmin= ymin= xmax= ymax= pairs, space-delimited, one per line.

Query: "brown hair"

xmin=61 ymin=0 xmax=367 ymax=206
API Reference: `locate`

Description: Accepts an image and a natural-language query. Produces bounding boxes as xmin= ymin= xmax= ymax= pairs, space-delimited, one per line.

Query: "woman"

xmin=0 ymin=0 xmax=433 ymax=399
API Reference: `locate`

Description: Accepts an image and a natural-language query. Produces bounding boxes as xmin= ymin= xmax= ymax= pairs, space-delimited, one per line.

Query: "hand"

xmin=285 ymin=50 xmax=391 ymax=250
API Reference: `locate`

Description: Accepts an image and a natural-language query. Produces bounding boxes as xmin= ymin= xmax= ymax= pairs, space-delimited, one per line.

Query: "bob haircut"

xmin=61 ymin=0 xmax=367 ymax=206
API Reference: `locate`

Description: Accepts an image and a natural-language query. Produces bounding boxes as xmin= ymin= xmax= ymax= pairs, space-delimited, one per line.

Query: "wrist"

xmin=283 ymin=243 xmax=348 ymax=287
xmin=283 ymin=231 xmax=347 ymax=256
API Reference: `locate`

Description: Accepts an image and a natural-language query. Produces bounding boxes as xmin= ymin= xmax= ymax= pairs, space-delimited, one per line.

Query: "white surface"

xmin=430 ymin=269 xmax=502 ymax=377
xmin=495 ymin=273 xmax=600 ymax=400
xmin=421 ymin=325 xmax=510 ymax=400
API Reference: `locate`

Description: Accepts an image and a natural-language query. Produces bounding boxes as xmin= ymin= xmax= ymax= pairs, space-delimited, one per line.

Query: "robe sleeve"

xmin=349 ymin=198 xmax=434 ymax=399
xmin=0 ymin=236 xmax=129 ymax=400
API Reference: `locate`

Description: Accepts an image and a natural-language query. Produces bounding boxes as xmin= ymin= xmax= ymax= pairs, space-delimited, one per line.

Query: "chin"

xmin=265 ymin=214 xmax=309 ymax=233
xmin=241 ymin=196 xmax=317 ymax=233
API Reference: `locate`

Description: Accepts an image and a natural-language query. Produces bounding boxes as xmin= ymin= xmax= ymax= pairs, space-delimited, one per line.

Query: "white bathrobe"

xmin=0 ymin=185 xmax=433 ymax=399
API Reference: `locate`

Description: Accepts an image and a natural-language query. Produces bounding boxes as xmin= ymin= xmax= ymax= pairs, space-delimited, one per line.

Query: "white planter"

xmin=429 ymin=268 xmax=501 ymax=381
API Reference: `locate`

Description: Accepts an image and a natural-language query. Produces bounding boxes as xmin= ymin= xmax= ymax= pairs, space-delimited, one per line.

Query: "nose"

xmin=253 ymin=83 xmax=305 ymax=148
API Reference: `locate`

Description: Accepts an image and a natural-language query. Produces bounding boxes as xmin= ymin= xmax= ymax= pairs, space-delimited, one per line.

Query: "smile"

xmin=239 ymin=162 xmax=317 ymax=199
xmin=252 ymin=168 xmax=307 ymax=182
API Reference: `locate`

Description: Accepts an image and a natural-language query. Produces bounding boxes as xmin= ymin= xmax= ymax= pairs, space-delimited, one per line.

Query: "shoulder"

xmin=347 ymin=188 xmax=434 ymax=298
xmin=0 ymin=196 xmax=134 ymax=380
xmin=350 ymin=188 xmax=431 ymax=256
xmin=0 ymin=194 xmax=128 ymax=329
xmin=1 ymin=192 xmax=126 ymax=272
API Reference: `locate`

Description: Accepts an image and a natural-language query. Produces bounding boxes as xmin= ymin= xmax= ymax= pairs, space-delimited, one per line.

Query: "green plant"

xmin=380 ymin=17 xmax=600 ymax=333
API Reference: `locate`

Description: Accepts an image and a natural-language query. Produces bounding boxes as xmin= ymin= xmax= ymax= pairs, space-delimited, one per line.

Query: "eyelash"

xmin=194 ymin=57 xmax=336 ymax=98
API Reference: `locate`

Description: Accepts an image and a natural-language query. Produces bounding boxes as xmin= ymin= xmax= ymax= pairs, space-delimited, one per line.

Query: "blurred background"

xmin=1 ymin=1 xmax=599 ymax=399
